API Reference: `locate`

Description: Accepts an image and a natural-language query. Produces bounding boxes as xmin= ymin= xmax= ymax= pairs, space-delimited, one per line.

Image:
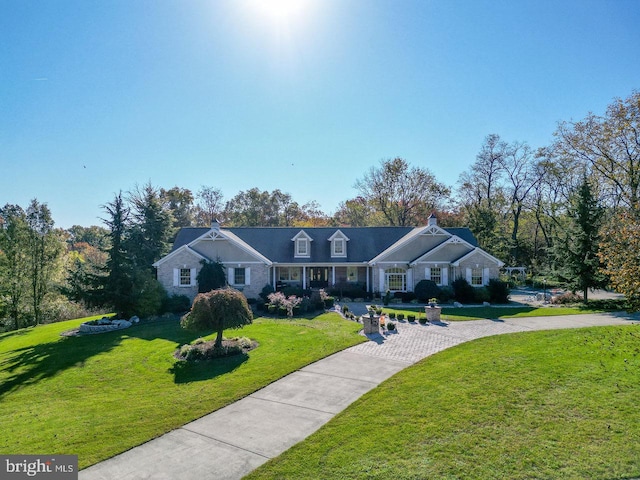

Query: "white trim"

xmin=153 ymin=245 xmax=208 ymax=268
xmin=369 ymin=227 xmax=423 ymax=264
xmin=331 ymin=237 xmax=347 ymax=257
xmin=327 ymin=229 xmax=350 ymax=242
xmin=410 ymin=235 xmax=475 ymax=265
xmin=451 ymin=248 xmax=505 ymax=267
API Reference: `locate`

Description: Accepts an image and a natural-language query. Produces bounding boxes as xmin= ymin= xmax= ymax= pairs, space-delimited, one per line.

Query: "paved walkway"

xmin=80 ymin=312 xmax=639 ymax=480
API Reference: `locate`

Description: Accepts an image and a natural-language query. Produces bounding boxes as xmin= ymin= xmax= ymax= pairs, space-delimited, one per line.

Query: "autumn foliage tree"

xmin=599 ymin=211 xmax=640 ymax=311
xmin=181 ymin=288 xmax=253 ymax=349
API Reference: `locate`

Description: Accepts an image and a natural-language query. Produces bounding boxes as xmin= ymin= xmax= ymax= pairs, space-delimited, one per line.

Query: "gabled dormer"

xmin=292 ymin=230 xmax=313 ymax=258
xmin=328 ymin=230 xmax=349 ymax=258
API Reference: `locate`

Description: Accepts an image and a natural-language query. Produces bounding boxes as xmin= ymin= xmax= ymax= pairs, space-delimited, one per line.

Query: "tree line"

xmin=1 ymin=90 xmax=639 ymax=330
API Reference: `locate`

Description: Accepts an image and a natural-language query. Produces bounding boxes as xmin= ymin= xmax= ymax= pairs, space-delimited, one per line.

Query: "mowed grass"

xmin=382 ymin=305 xmax=610 ymax=321
xmin=0 ymin=313 xmax=365 ymax=469
xmin=247 ymin=325 xmax=640 ymax=480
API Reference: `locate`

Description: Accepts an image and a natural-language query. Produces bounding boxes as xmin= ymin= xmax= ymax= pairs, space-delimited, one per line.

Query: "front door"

xmin=309 ymin=267 xmax=329 ymax=288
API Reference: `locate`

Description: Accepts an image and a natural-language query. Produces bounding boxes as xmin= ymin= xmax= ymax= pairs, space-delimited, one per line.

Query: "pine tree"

xmin=555 ymin=178 xmax=607 ymax=302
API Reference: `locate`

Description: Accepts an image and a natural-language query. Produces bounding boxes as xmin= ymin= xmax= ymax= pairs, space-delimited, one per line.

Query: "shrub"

xmin=329 ymin=285 xmax=367 ymax=299
xmin=397 ymin=313 xmax=405 ymax=321
xmin=402 ymin=292 xmax=417 ymax=303
xmin=414 ymin=280 xmax=442 ymax=303
xmin=342 ymin=304 xmax=349 ymax=314
xmin=473 ymin=287 xmax=491 ymax=303
xmin=267 ymin=304 xmax=277 ymax=314
xmin=260 ymin=284 xmax=275 ymax=301
xmin=486 ymin=279 xmax=510 ymax=303
xmin=438 ymin=286 xmax=453 ymax=303
xmin=162 ymin=294 xmax=191 ymax=314
xmin=267 ymin=291 xmax=303 ymax=317
xmin=282 ymin=286 xmax=308 ymax=298
xmin=407 ymin=314 xmax=416 ymax=322
xmin=383 ymin=290 xmax=391 ymax=306
xmin=387 ymin=321 xmax=396 ymax=331
xmin=452 ymin=277 xmax=475 ymax=303
xmin=324 ymin=296 xmax=335 ymax=309
xmin=388 ymin=312 xmax=396 ymax=319
xmin=418 ymin=316 xmax=427 ymax=325
xmin=134 ymin=275 xmax=165 ymax=318
xmin=551 ymin=292 xmax=582 ymax=304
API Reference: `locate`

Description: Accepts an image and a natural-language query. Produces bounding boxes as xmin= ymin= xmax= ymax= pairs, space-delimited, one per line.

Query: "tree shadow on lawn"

xmin=169 ymin=353 xmax=249 ymax=384
xmin=0 ymin=317 xmax=206 ymax=400
xmin=0 ymin=330 xmax=128 ymax=400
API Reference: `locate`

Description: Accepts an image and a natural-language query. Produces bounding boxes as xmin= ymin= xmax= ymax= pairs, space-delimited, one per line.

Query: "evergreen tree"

xmin=127 ymin=183 xmax=174 ymax=272
xmin=197 ymin=260 xmax=227 ymax=293
xmin=99 ymin=192 xmax=135 ymax=316
xmin=555 ymin=178 xmax=607 ymax=302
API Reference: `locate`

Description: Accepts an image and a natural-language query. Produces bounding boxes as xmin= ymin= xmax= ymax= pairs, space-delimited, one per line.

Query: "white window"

xmin=430 ymin=267 xmax=442 ymax=285
xmin=234 ymin=268 xmax=246 ymax=285
xmin=385 ymin=267 xmax=406 ymax=292
xmin=296 ymin=238 xmax=309 ymax=257
xmin=333 ymin=238 xmax=345 ymax=257
xmin=173 ymin=267 xmax=195 ymax=287
xmin=228 ymin=267 xmax=250 ymax=286
xmin=179 ymin=268 xmax=192 ymax=286
xmin=471 ymin=268 xmax=483 ymax=286
xmin=279 ymin=267 xmax=301 ymax=282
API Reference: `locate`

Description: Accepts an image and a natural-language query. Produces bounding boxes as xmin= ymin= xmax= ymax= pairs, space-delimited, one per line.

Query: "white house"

xmin=153 ymin=215 xmax=504 ymax=300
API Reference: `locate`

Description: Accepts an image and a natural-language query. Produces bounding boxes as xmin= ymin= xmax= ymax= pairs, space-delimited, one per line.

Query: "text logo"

xmin=1 ymin=455 xmax=77 ymax=479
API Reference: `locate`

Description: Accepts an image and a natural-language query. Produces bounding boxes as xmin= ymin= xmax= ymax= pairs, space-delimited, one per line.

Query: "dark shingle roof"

xmin=172 ymin=226 xmax=478 ymax=263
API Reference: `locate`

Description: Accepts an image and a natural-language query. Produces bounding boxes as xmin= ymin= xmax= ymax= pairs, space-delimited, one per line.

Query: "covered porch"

xmin=272 ymin=264 xmax=370 ymax=292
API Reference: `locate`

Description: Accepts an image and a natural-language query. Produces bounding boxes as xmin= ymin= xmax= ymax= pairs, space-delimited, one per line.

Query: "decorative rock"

xmin=129 ymin=315 xmax=140 ymax=324
xmin=483 ymin=301 xmax=491 ymax=307
xmin=453 ymin=302 xmax=463 ymax=308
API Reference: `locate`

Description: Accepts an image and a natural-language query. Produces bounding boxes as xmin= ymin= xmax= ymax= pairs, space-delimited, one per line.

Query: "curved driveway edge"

xmin=80 ymin=313 xmax=638 ymax=480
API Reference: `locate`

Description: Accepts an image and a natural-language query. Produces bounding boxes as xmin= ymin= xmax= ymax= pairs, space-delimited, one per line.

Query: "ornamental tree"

xmin=181 ymin=288 xmax=253 ymax=348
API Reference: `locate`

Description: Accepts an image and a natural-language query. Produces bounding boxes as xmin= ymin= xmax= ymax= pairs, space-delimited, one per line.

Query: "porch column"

xmin=366 ymin=266 xmax=370 ymax=292
xmin=302 ymin=266 xmax=306 ymax=289
xmin=332 ymin=266 xmax=336 ymax=286
xmin=272 ymin=267 xmax=276 ymax=287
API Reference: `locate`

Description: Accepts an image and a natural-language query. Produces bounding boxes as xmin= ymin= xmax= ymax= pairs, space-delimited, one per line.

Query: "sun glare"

xmin=249 ymin=0 xmax=310 ymax=24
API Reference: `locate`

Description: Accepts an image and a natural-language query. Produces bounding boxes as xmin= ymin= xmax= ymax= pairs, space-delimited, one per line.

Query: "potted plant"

xmin=428 ymin=298 xmax=438 ymax=308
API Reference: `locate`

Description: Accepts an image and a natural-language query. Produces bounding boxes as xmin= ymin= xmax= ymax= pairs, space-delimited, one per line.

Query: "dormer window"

xmin=296 ymin=238 xmax=309 ymax=256
xmin=328 ymin=229 xmax=349 ymax=258
xmin=292 ymin=230 xmax=312 ymax=258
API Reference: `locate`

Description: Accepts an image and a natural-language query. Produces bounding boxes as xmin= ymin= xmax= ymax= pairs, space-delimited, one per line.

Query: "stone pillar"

xmin=363 ymin=311 xmax=380 ymax=334
xmin=425 ymin=306 xmax=441 ymax=322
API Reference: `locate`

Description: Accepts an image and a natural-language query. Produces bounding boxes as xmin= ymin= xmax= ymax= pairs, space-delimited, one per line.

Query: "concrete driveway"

xmin=80 ymin=312 xmax=638 ymax=480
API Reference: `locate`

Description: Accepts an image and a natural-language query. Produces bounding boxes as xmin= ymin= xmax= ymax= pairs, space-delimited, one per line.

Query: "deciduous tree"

xmin=599 ymin=211 xmax=640 ymax=311
xmin=354 ymin=157 xmax=450 ymax=226
xmin=555 ymin=90 xmax=640 ymax=209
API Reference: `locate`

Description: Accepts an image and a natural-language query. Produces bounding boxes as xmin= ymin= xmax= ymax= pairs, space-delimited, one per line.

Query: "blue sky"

xmin=2 ymin=0 xmax=639 ymax=229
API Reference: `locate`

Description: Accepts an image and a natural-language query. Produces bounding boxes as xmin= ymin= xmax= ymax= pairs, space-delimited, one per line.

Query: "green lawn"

xmin=0 ymin=312 xmax=365 ymax=469
xmin=246 ymin=325 xmax=640 ymax=479
xmin=381 ymin=305 xmax=613 ymax=321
